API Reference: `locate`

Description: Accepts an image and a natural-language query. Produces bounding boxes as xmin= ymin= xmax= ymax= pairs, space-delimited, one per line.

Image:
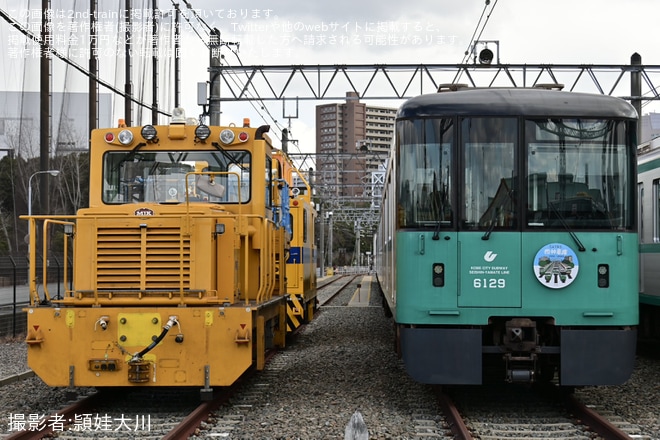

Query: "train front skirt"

xmin=399 ymin=326 xmax=636 ymax=385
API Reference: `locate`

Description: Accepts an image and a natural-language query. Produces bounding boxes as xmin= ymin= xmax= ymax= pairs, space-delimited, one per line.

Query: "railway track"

xmin=317 ymin=273 xmax=360 ymax=306
xmin=1 ymin=275 xmax=652 ymax=439
xmin=1 ymin=276 xmax=360 ymax=440
xmin=439 ymin=384 xmax=641 ymax=440
xmin=2 ymin=356 xmax=276 ymax=440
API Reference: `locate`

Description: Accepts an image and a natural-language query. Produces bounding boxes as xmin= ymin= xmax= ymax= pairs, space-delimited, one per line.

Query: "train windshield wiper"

xmin=481 ymin=188 xmax=515 ymax=241
xmin=113 ymin=142 xmax=146 ymax=171
xmin=548 ymin=200 xmax=586 ymax=252
xmin=212 ymin=142 xmax=247 ymax=171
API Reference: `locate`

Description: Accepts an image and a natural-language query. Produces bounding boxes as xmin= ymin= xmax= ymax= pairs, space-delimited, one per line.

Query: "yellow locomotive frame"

xmin=23 ymin=110 xmax=301 ymax=396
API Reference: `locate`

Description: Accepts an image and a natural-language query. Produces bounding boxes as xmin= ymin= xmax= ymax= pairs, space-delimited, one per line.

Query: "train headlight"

xmin=597 ymin=264 xmax=609 ymax=288
xmin=117 ymin=129 xmax=134 ymax=145
xmin=432 ymin=263 xmax=445 ymax=287
xmin=141 ymin=125 xmax=158 ymax=141
xmin=195 ymin=124 xmax=211 ymax=141
xmin=220 ymin=129 xmax=235 ymax=144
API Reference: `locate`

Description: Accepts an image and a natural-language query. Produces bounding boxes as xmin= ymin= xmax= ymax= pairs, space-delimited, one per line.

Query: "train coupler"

xmin=504 ymin=353 xmax=538 ymax=383
xmin=502 ymin=318 xmax=541 ymax=383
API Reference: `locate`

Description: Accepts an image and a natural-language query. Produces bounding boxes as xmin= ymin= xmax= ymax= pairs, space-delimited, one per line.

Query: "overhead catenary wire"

xmin=0 ymin=5 xmax=170 ymax=118
xmin=175 ymin=0 xmax=305 ymax=156
xmin=220 ymin=52 xmax=304 ymax=156
xmin=453 ymin=0 xmax=499 ymax=84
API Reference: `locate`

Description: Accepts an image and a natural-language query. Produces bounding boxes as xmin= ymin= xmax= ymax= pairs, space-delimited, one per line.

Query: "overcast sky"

xmin=1 ymin=0 xmax=659 ymax=154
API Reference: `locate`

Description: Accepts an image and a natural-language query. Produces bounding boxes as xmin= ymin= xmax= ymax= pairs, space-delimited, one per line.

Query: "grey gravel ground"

xmin=3 ymin=318 xmax=660 ymax=439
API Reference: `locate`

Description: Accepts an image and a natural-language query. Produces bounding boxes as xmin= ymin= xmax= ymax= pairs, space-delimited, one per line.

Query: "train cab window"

xmin=525 ymin=119 xmax=633 ymax=230
xmin=396 ymin=118 xmax=453 ymax=229
xmin=461 ymin=117 xmax=517 ymax=231
xmin=102 ymin=150 xmax=252 ymax=204
xmin=265 ymin=157 xmax=273 ymax=209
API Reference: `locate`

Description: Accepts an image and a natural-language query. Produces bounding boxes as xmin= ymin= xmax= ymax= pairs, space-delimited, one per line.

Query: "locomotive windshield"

xmin=396 ymin=118 xmax=454 ymax=227
xmin=396 ymin=116 xmax=634 ymax=231
xmin=102 ymin=150 xmax=252 ymax=204
xmin=525 ymin=118 xmax=633 ymax=230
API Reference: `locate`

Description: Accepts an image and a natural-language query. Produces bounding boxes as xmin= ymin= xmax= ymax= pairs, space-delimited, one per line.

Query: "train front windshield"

xmin=102 ymin=150 xmax=253 ymax=204
xmin=396 ymin=117 xmax=634 ymax=231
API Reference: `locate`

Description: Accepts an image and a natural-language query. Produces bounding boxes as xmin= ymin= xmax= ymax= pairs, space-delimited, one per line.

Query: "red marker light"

xmin=105 ymin=133 xmax=115 ymax=143
xmin=238 ymin=131 xmax=249 ymax=142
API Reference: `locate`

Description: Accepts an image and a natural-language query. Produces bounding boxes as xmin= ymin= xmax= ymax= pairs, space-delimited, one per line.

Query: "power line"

xmin=454 ymin=0 xmax=499 ymax=83
xmin=177 ymin=1 xmax=301 ymax=154
xmin=0 ymin=6 xmax=170 ymax=118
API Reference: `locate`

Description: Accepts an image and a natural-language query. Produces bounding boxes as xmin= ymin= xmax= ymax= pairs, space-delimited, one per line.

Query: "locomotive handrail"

xmin=257 ymin=218 xmax=267 ymax=304
xmin=21 ymin=215 xmax=76 ymax=305
xmin=26 ymin=216 xmax=38 ymax=305
xmin=39 ymin=219 xmax=75 ymax=304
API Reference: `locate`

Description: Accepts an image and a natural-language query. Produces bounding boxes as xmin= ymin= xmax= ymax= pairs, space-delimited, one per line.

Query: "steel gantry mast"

xmin=209 ymin=56 xmax=660 ymax=105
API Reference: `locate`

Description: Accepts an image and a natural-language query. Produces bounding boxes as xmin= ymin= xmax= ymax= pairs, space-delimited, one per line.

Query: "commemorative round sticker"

xmin=533 ymin=243 xmax=579 ymax=289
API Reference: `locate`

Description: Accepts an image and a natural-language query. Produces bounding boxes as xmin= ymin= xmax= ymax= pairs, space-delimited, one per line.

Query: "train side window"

xmin=303 ymin=208 xmax=307 ymax=243
xmin=653 ymin=179 xmax=660 ymax=242
xmin=639 ymin=183 xmax=644 ymax=243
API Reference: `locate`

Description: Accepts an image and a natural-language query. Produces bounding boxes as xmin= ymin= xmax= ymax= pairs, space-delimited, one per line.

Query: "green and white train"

xmin=374 ymin=87 xmax=638 ymax=386
xmin=638 ymin=138 xmax=660 ymax=340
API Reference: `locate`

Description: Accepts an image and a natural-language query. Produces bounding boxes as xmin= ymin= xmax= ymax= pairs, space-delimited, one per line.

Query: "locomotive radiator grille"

xmin=95 ymin=225 xmax=191 ymax=291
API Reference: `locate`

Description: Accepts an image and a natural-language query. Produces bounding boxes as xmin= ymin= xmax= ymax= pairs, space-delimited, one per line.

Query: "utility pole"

xmin=152 ymin=0 xmax=159 ymax=124
xmin=124 ymin=0 xmax=132 ymax=126
xmin=40 ymin=0 xmax=52 ymax=215
xmin=631 ymin=53 xmax=642 ymax=143
xmin=208 ymin=29 xmax=238 ymax=126
xmin=89 ymin=0 xmax=98 ymax=133
xmin=174 ymin=2 xmax=180 ymax=108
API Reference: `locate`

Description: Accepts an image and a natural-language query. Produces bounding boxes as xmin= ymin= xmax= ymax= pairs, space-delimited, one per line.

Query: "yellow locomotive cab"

xmin=22 ymin=109 xmax=314 ymax=396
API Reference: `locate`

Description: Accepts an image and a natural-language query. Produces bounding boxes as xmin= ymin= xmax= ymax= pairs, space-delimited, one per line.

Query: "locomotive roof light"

xmin=171 ymin=107 xmax=186 ymax=124
xmin=195 ymin=124 xmax=211 ymax=141
xmin=220 ymin=129 xmax=235 ymax=144
xmin=141 ymin=125 xmax=158 ymax=142
xmin=117 ymin=129 xmax=134 ymax=145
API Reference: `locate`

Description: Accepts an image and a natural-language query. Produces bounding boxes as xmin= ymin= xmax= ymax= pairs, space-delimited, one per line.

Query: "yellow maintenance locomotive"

xmin=24 ymin=109 xmax=315 ymax=397
xmin=273 ymin=151 xmax=317 ymax=331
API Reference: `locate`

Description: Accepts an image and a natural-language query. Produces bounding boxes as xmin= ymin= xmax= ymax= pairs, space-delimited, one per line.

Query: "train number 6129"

xmin=473 ymin=278 xmax=506 ymax=288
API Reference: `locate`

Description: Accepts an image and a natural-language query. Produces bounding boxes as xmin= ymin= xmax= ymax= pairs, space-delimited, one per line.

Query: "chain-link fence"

xmin=0 ymin=255 xmax=69 ymax=338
